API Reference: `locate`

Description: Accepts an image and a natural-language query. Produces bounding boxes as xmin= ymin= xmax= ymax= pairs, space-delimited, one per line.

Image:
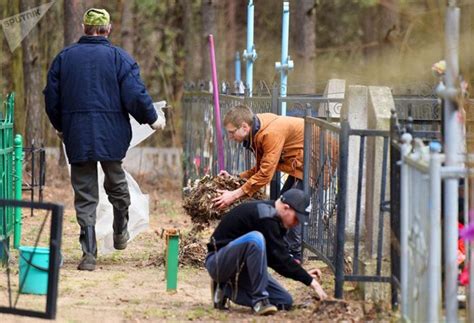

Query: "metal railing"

xmin=182 ymin=86 xmax=445 ymax=299
xmin=0 ymin=93 xmax=23 ymax=255
xmin=303 ymin=113 xmax=340 ymax=269
xmin=182 ymin=85 xmax=441 ymax=185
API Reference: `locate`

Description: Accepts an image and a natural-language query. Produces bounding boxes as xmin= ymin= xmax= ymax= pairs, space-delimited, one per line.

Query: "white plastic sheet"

xmin=96 ymin=101 xmax=166 ymax=254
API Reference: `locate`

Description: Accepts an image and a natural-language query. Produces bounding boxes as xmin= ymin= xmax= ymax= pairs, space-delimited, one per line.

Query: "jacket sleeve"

xmin=116 ymin=50 xmax=157 ymax=125
xmin=240 ymin=133 xmax=285 ymax=196
xmin=43 ymin=55 xmax=62 ymax=131
xmin=261 ymin=220 xmax=313 ymax=286
xmin=239 ymin=166 xmax=257 ymax=180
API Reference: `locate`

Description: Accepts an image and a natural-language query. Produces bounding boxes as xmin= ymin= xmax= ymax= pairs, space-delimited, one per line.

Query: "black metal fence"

xmin=182 ymin=85 xmax=345 ymax=188
xmin=302 ymin=114 xmax=340 ymax=269
xmin=0 ymin=199 xmax=63 ymax=320
xmin=182 ymin=85 xmax=445 ymax=301
xmin=302 ymin=114 xmax=393 ymax=298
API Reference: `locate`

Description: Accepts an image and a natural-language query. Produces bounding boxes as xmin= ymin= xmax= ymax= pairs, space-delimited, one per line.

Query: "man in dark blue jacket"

xmin=43 ymin=8 xmax=164 ymax=271
xmin=206 ymin=189 xmax=327 ymax=315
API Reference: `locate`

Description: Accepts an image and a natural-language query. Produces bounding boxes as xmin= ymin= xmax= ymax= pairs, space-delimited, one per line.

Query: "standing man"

xmin=206 ymin=189 xmax=327 ymax=315
xmin=213 ymin=105 xmax=305 ymax=261
xmin=43 ymin=8 xmax=165 ymax=271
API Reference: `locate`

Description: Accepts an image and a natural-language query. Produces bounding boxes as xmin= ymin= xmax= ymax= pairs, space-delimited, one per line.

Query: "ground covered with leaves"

xmin=0 ymin=171 xmax=396 ymax=322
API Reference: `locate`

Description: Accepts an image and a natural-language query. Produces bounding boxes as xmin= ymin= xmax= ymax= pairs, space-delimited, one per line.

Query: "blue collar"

xmin=243 ymin=115 xmax=260 ymax=150
xmin=78 ymin=36 xmax=111 ymax=45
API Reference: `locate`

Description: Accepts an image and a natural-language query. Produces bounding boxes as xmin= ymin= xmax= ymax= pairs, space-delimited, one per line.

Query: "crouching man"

xmin=205 ymin=189 xmax=327 ymax=316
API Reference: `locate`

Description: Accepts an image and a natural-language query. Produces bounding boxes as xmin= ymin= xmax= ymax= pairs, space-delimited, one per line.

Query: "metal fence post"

xmin=13 ymin=134 xmax=23 ymax=249
xmin=428 ymin=142 xmax=442 ymax=322
xmin=165 ymin=231 xmax=180 ymax=292
xmin=270 ymin=84 xmax=280 ymax=199
xmin=235 ymin=51 xmax=241 ymax=84
xmin=275 ymin=2 xmax=293 ymax=116
xmin=303 ymin=106 xmax=312 ymax=195
xmin=335 ymin=120 xmax=349 ymax=298
xmin=400 ymin=132 xmax=413 ymax=319
xmin=271 ymin=83 xmax=279 ymax=114
xmin=442 ymin=4 xmax=462 ymax=321
xmin=242 ymin=0 xmax=257 ymax=97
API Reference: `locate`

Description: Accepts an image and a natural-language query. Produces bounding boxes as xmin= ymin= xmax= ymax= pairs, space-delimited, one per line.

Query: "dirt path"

xmin=1 ymin=175 xmax=392 ymax=322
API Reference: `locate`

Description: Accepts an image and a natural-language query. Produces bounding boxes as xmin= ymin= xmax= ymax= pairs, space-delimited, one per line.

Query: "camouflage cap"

xmin=83 ymin=8 xmax=110 ymax=26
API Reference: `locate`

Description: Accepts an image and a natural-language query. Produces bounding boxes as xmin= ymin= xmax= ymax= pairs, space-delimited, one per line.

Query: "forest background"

xmin=0 ymin=0 xmax=473 ymax=149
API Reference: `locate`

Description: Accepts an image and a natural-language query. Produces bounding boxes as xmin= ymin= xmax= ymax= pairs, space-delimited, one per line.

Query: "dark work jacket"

xmin=207 ymin=200 xmax=313 ymax=286
xmin=43 ymin=36 xmax=157 ymax=163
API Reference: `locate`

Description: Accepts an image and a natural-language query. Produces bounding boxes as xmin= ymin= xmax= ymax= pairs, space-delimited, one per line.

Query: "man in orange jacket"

xmin=213 ymin=104 xmax=305 ymax=261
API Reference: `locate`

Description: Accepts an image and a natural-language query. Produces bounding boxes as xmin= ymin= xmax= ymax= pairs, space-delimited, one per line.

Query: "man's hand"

xmin=150 ymin=115 xmax=166 ymax=130
xmin=308 ymin=268 xmax=322 ymax=281
xmin=212 ymin=188 xmax=244 ymax=209
xmin=218 ymin=170 xmax=231 ymax=177
xmin=310 ymin=278 xmax=328 ymax=301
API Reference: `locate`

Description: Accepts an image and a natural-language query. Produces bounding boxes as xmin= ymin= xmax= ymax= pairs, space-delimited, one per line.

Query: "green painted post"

xmin=13 ymin=134 xmax=22 ymax=249
xmin=166 ymin=233 xmax=179 ymax=291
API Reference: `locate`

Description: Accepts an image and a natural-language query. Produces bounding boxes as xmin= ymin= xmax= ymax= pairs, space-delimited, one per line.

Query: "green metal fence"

xmin=0 ymin=93 xmax=23 ymax=252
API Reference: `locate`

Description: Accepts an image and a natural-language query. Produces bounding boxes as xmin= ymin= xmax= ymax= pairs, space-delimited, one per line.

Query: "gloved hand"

xmin=150 ymin=115 xmax=166 ymax=130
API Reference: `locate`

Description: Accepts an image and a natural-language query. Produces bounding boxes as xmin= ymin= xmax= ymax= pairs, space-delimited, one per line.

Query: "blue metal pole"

xmin=242 ymin=0 xmax=257 ymax=97
xmin=275 ymin=2 xmax=293 ymax=115
xmin=235 ymin=52 xmax=241 ymax=83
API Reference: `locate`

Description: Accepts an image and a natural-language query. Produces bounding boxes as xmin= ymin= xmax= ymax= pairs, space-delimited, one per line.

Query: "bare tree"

xmin=224 ymin=0 xmax=237 ymax=82
xmin=200 ymin=0 xmax=217 ymax=81
xmin=361 ymin=0 xmax=400 ymax=77
xmin=121 ymin=0 xmax=134 ymax=54
xmin=21 ymin=0 xmax=42 ymax=147
xmin=64 ymin=0 xmax=84 ymax=46
xmin=181 ymin=0 xmax=201 ymax=81
xmin=294 ymin=0 xmax=317 ymax=92
xmin=56 ymin=0 xmax=85 ymax=165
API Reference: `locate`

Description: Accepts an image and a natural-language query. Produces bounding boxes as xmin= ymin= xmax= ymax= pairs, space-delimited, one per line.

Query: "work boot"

xmin=211 ymin=280 xmax=229 ymax=310
xmin=252 ymin=299 xmax=278 ymax=316
xmin=78 ymin=226 xmax=97 ymax=271
xmin=113 ymin=208 xmax=129 ymax=250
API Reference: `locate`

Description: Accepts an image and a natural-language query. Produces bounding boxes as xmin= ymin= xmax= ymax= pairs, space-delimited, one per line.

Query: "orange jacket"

xmin=239 ymin=113 xmax=304 ymax=196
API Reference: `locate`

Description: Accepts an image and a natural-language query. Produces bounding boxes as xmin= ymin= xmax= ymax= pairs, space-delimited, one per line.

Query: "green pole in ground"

xmin=166 ymin=232 xmax=179 ymax=291
xmin=13 ymin=134 xmax=23 ymax=249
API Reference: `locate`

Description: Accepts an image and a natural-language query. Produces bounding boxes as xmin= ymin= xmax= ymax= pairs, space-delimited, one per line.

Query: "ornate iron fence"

xmin=303 ymin=114 xmax=340 ymax=269
xmin=182 ymin=85 xmax=447 ymax=300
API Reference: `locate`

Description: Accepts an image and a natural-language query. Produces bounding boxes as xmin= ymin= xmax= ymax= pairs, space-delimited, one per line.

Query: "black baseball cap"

xmin=280 ymin=189 xmax=310 ymax=224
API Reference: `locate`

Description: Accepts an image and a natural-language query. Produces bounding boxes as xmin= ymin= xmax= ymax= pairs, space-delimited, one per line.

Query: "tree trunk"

xmin=121 ymin=0 xmax=134 ymax=54
xmin=180 ymin=0 xmax=201 ymax=82
xmin=20 ymin=0 xmax=42 ymax=148
xmin=360 ymin=4 xmax=378 ymax=62
xmin=200 ymin=0 xmax=217 ymax=82
xmin=57 ymin=0 xmax=84 ymax=166
xmin=64 ymin=0 xmax=84 ymax=46
xmin=224 ymin=0 xmax=237 ymax=83
xmin=361 ymin=1 xmax=400 ymax=81
xmin=294 ymin=0 xmax=316 ymax=92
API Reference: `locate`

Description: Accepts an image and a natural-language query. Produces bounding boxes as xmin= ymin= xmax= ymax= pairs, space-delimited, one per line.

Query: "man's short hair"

xmin=83 ymin=24 xmax=110 ymax=36
xmin=223 ymin=105 xmax=254 ymax=127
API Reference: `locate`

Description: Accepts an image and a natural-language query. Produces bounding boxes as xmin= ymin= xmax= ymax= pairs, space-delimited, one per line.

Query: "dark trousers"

xmin=281 ymin=175 xmax=304 ymax=261
xmin=205 ymin=231 xmax=293 ymax=309
xmin=71 ymin=161 xmax=131 ymax=228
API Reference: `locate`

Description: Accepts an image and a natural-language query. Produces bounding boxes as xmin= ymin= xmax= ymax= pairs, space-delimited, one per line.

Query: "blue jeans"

xmin=205 ymin=231 xmax=293 ymax=309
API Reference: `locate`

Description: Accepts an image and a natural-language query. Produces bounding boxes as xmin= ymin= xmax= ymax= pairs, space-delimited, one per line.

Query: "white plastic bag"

xmin=96 ymin=169 xmax=150 ymax=254
xmin=91 ymin=101 xmax=166 ymax=254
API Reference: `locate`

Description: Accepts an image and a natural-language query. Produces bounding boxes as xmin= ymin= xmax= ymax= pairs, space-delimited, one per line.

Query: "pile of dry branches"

xmin=183 ymin=175 xmax=266 ymax=223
